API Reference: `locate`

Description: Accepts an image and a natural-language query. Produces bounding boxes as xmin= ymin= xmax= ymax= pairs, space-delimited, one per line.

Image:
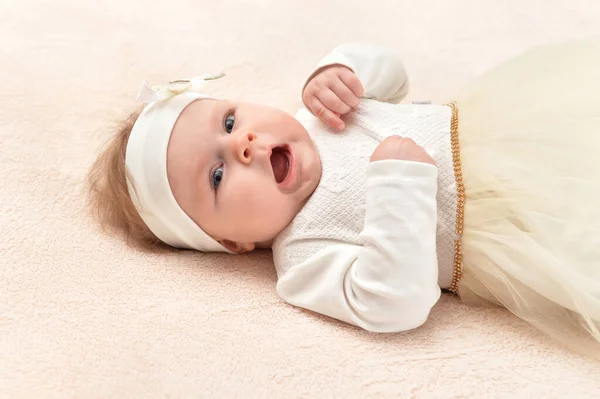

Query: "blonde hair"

xmin=87 ymin=110 xmax=172 ymax=252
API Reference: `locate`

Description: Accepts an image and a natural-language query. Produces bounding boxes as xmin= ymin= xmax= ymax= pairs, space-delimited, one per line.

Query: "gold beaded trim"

xmin=446 ymin=102 xmax=464 ymax=295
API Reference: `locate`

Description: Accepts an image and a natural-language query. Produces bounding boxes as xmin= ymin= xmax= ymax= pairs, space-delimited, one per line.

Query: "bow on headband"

xmin=135 ymin=72 xmax=227 ymax=104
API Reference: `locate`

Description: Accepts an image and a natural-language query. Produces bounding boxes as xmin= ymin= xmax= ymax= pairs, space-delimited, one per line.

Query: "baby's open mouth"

xmin=270 ymin=145 xmax=290 ymax=184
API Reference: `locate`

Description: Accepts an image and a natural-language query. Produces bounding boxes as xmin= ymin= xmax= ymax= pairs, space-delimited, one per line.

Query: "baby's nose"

xmin=233 ymin=132 xmax=256 ymax=164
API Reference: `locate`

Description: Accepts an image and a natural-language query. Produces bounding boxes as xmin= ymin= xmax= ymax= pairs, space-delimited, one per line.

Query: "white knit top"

xmin=272 ymin=44 xmax=456 ymax=332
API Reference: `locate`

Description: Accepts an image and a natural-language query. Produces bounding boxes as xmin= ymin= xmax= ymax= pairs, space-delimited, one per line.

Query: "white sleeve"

xmin=276 ymin=160 xmax=441 ymax=333
xmin=303 ymin=43 xmax=410 ymax=104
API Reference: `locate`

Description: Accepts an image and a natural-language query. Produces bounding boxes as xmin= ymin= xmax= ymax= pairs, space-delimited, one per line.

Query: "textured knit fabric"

xmin=271 ymin=44 xmax=457 ymax=331
xmin=272 ymin=102 xmax=455 ymax=331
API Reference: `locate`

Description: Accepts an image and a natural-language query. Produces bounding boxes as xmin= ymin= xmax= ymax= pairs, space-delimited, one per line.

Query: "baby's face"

xmin=167 ymin=99 xmax=321 ymax=251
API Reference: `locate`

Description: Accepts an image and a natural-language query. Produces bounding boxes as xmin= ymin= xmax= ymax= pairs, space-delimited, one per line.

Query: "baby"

xmin=90 ymin=40 xmax=600 ymax=356
xmin=90 ymin=43 xmax=452 ymax=332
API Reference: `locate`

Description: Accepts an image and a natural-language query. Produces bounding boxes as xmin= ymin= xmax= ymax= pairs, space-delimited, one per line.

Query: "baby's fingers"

xmin=318 ymin=89 xmax=352 ymax=115
xmin=338 ymin=67 xmax=364 ymax=98
xmin=308 ymin=97 xmax=345 ymax=130
xmin=330 ymin=78 xmax=360 ymax=109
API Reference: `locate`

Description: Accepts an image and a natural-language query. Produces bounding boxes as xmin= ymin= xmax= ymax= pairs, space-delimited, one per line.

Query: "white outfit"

xmin=272 ymin=44 xmax=458 ymax=332
xmin=455 ymin=39 xmax=600 ymax=358
xmin=273 ymin=40 xmax=600 ymax=359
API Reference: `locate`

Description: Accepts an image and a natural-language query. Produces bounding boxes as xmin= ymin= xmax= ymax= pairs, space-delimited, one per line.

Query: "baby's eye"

xmin=212 ymin=166 xmax=224 ymax=189
xmin=224 ymin=113 xmax=235 ymax=134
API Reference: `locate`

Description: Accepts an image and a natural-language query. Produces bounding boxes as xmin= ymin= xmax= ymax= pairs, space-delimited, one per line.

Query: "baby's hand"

xmin=370 ymin=136 xmax=436 ymax=165
xmin=302 ymin=65 xmax=364 ymax=131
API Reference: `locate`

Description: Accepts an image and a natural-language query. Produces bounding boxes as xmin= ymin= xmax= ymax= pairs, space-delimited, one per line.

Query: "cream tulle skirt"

xmin=455 ymin=38 xmax=600 ymax=358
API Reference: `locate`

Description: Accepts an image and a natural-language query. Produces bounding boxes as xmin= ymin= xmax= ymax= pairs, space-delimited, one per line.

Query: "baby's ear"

xmin=219 ymin=240 xmax=255 ymax=254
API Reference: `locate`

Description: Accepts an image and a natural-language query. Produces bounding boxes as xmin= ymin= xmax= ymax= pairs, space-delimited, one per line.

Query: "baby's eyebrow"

xmin=201 ymin=106 xmax=223 ymax=136
xmin=191 ymin=160 xmax=214 ymax=212
xmin=192 ymin=107 xmax=222 ymax=205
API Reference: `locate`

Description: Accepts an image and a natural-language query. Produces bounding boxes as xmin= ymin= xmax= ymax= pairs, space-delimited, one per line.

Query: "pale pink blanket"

xmin=1 ymin=0 xmax=600 ymax=397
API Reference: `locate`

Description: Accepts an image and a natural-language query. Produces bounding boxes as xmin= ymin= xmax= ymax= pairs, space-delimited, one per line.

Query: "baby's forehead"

xmin=181 ymin=98 xmax=221 ymax=116
xmin=166 ymin=100 xmax=219 ymax=213
xmin=174 ymin=99 xmax=225 ymax=133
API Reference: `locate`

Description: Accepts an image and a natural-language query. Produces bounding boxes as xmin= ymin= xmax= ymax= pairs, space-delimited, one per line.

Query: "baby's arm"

xmin=302 ymin=43 xmax=409 ymax=128
xmin=276 ymin=139 xmax=440 ymax=332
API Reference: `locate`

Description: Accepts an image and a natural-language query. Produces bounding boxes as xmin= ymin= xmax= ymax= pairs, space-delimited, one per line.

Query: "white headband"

xmin=125 ymin=75 xmax=231 ymax=253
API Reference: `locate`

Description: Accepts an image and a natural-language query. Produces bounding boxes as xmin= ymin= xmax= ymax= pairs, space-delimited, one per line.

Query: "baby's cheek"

xmin=240 ymin=185 xmax=288 ymax=217
xmin=235 ymin=179 xmax=268 ymax=207
xmin=243 ymin=186 xmax=279 ymax=212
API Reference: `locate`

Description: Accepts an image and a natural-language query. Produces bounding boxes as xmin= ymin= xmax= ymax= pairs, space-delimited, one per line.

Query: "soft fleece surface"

xmin=2 ymin=1 xmax=600 ymax=397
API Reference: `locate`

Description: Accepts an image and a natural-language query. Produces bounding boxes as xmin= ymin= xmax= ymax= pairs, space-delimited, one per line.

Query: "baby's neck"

xmin=256 ymin=239 xmax=274 ymax=250
xmin=266 ymin=173 xmax=321 ymax=250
